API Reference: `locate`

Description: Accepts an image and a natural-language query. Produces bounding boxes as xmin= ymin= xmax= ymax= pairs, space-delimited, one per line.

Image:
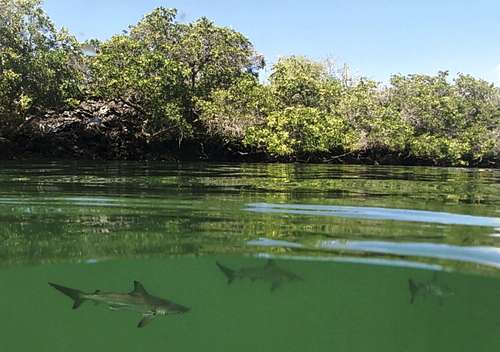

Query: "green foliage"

xmin=172 ymin=17 xmax=262 ymax=99
xmin=337 ymin=80 xmax=413 ymax=152
xmin=89 ymin=7 xmax=262 ymax=140
xmin=243 ymin=56 xmax=358 ymax=157
xmin=245 ymin=106 xmax=356 ymax=156
xmin=0 ymin=0 xmax=84 ymax=131
xmin=195 ymin=74 xmax=273 ymax=142
xmin=0 ymin=3 xmax=498 ymax=166
xmin=89 ymin=35 xmax=188 ymax=138
xmin=128 ymin=8 xmax=262 ymax=101
xmin=269 ymin=56 xmax=328 ymax=108
xmin=389 ymin=71 xmax=458 ymax=135
xmin=410 ymin=134 xmax=468 ymax=165
xmin=388 ymin=71 xmax=500 ymax=164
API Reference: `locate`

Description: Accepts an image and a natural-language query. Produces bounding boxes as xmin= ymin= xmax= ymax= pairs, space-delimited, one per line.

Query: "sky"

xmin=42 ymin=0 xmax=500 ymax=85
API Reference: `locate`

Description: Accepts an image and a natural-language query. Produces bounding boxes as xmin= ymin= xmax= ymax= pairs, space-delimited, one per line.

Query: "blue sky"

xmin=43 ymin=0 xmax=500 ymax=85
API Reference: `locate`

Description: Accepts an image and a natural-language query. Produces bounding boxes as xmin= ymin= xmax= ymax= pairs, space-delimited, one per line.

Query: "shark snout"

xmin=172 ymin=304 xmax=190 ymax=314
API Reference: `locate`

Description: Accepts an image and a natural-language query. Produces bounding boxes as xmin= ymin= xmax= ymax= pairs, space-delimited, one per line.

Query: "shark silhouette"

xmin=49 ymin=281 xmax=189 ymax=328
xmin=408 ymin=273 xmax=454 ymax=305
xmin=216 ymin=259 xmax=302 ymax=291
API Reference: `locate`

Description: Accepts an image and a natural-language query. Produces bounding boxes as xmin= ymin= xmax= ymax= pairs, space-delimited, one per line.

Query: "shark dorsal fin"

xmin=130 ymin=281 xmax=148 ymax=296
xmin=266 ymin=259 xmax=276 ymax=268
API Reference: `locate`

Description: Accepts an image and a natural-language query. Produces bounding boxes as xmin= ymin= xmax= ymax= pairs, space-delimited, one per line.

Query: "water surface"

xmin=0 ymin=162 xmax=499 ymax=351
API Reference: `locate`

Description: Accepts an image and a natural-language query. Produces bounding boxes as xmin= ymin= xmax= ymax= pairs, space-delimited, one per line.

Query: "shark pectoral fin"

xmin=408 ymin=279 xmax=418 ymax=304
xmin=130 ymin=281 xmax=148 ymax=296
xmin=137 ymin=313 xmax=157 ymax=328
xmin=72 ymin=299 xmax=83 ymax=309
xmin=216 ymin=262 xmax=236 ymax=285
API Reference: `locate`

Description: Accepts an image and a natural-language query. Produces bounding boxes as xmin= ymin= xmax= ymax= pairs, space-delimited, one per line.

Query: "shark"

xmin=49 ymin=280 xmax=190 ymax=328
xmin=216 ymin=259 xmax=302 ymax=291
xmin=408 ymin=274 xmax=454 ymax=305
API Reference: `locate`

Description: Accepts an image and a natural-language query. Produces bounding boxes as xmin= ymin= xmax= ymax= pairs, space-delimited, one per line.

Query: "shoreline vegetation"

xmin=1 ymin=1 xmax=499 ymax=166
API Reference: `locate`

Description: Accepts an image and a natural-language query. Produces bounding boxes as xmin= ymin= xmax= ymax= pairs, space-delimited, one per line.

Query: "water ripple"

xmin=247 ymin=237 xmax=500 ymax=269
xmin=246 ymin=203 xmax=500 ymax=227
xmin=319 ymin=240 xmax=500 ymax=268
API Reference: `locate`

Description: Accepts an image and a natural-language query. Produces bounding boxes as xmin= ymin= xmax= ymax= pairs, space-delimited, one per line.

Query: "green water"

xmin=1 ymin=162 xmax=499 ymax=351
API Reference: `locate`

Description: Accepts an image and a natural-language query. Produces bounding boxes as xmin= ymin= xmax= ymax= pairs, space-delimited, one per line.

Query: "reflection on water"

xmin=246 ymin=202 xmax=500 ymax=226
xmin=0 ymin=162 xmax=500 ymax=351
xmin=318 ymin=239 xmax=500 ymax=268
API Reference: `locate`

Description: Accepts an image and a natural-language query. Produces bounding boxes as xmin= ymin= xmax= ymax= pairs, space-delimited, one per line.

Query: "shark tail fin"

xmin=216 ymin=261 xmax=236 ymax=285
xmin=408 ymin=279 xmax=419 ymax=304
xmin=49 ymin=282 xmax=85 ymax=309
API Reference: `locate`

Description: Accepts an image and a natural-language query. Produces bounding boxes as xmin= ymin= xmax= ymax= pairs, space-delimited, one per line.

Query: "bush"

xmin=245 ymin=106 xmax=357 ymax=157
xmin=1 ymin=3 xmax=498 ymax=165
xmin=89 ymin=7 xmax=263 ymax=142
xmin=0 ymin=0 xmax=84 ymax=133
xmin=195 ymin=75 xmax=273 ymax=143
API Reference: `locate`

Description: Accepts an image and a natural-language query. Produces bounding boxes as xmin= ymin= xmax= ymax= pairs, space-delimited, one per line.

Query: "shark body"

xmin=408 ymin=275 xmax=454 ymax=305
xmin=216 ymin=259 xmax=302 ymax=291
xmin=49 ymin=281 xmax=189 ymax=327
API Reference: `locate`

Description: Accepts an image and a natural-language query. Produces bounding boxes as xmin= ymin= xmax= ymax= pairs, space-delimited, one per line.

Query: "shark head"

xmin=138 ymin=301 xmax=190 ymax=328
xmin=156 ymin=302 xmax=190 ymax=315
xmin=170 ymin=303 xmax=190 ymax=314
xmin=432 ymin=283 xmax=454 ymax=297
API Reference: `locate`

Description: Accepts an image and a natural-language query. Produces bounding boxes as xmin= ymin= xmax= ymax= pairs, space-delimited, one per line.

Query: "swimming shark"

xmin=49 ymin=281 xmax=190 ymax=328
xmin=216 ymin=259 xmax=302 ymax=291
xmin=408 ymin=274 xmax=454 ymax=305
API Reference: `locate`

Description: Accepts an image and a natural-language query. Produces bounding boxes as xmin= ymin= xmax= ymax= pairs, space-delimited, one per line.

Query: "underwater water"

xmin=0 ymin=162 xmax=499 ymax=351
